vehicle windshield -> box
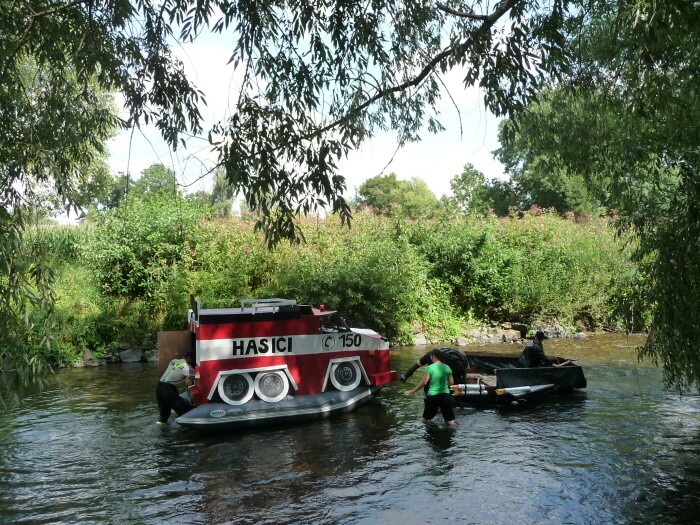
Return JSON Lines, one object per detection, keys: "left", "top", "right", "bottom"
{"left": 318, "top": 312, "right": 351, "bottom": 333}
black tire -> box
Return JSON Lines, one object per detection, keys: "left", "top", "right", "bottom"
{"left": 218, "top": 373, "right": 254, "bottom": 405}
{"left": 330, "top": 361, "right": 362, "bottom": 391}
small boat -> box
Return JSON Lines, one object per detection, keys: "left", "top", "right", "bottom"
{"left": 451, "top": 351, "right": 587, "bottom": 406}
{"left": 175, "top": 298, "right": 396, "bottom": 432}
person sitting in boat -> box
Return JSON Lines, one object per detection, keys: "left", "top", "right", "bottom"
{"left": 403, "top": 348, "right": 456, "bottom": 426}
{"left": 400, "top": 347, "right": 468, "bottom": 385}
{"left": 518, "top": 331, "right": 554, "bottom": 368}
{"left": 156, "top": 350, "right": 196, "bottom": 425}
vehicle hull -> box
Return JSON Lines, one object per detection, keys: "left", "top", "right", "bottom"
{"left": 176, "top": 386, "right": 383, "bottom": 432}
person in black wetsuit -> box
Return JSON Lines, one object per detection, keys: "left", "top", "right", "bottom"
{"left": 518, "top": 331, "right": 554, "bottom": 368}
{"left": 400, "top": 347, "right": 468, "bottom": 386}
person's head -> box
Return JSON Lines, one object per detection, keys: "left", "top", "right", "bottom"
{"left": 184, "top": 350, "right": 196, "bottom": 364}
{"left": 430, "top": 348, "right": 444, "bottom": 362}
{"left": 534, "top": 330, "right": 548, "bottom": 342}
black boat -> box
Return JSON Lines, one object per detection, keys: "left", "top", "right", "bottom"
{"left": 451, "top": 351, "right": 587, "bottom": 406}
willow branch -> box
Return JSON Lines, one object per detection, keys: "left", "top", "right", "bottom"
{"left": 436, "top": 1, "right": 490, "bottom": 21}
{"left": 30, "top": 0, "right": 89, "bottom": 19}
{"left": 306, "top": 0, "right": 520, "bottom": 142}
{"left": 0, "top": 0, "right": 90, "bottom": 86}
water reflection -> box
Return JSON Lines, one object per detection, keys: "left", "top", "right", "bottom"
{"left": 186, "top": 401, "right": 399, "bottom": 524}
{"left": 422, "top": 424, "right": 457, "bottom": 451}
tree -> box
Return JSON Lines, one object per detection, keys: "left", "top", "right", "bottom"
{"left": 0, "top": 52, "right": 118, "bottom": 375}
{"left": 498, "top": 0, "right": 700, "bottom": 391}
{"left": 493, "top": 93, "right": 609, "bottom": 216}
{"left": 131, "top": 164, "right": 180, "bottom": 199}
{"left": 481, "top": 179, "right": 520, "bottom": 216}
{"left": 448, "top": 163, "right": 521, "bottom": 216}
{"left": 6, "top": 0, "right": 576, "bottom": 243}
{"left": 356, "top": 173, "right": 440, "bottom": 219}
{"left": 448, "top": 163, "right": 516, "bottom": 215}
{"left": 209, "top": 167, "right": 238, "bottom": 218}
{"left": 449, "top": 163, "right": 486, "bottom": 213}
{"left": 92, "top": 173, "right": 130, "bottom": 211}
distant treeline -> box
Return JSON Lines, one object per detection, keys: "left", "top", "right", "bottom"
{"left": 22, "top": 197, "right": 645, "bottom": 368}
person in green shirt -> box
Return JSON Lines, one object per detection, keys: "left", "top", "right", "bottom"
{"left": 403, "top": 348, "right": 456, "bottom": 426}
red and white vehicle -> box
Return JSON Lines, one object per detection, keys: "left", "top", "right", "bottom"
{"left": 176, "top": 298, "right": 396, "bottom": 431}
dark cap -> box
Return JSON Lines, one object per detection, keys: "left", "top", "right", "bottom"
{"left": 534, "top": 330, "right": 548, "bottom": 340}
{"left": 184, "top": 350, "right": 195, "bottom": 357}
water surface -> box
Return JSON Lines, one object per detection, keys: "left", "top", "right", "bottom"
{"left": 2, "top": 334, "right": 700, "bottom": 524}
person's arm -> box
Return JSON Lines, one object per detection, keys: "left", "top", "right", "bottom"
{"left": 448, "top": 374, "right": 454, "bottom": 387}
{"left": 404, "top": 373, "right": 430, "bottom": 395}
{"left": 183, "top": 363, "right": 195, "bottom": 385}
{"left": 400, "top": 361, "right": 423, "bottom": 383}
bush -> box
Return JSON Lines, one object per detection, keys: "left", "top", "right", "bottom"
{"left": 411, "top": 209, "right": 641, "bottom": 330}
{"left": 14, "top": 206, "right": 644, "bottom": 368}
{"left": 86, "top": 194, "right": 204, "bottom": 300}
{"left": 259, "top": 213, "right": 424, "bottom": 343}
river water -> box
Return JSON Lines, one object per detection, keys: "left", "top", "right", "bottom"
{"left": 2, "top": 334, "right": 700, "bottom": 524}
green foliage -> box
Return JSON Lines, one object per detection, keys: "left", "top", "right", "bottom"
{"left": 86, "top": 194, "right": 204, "bottom": 300}
{"left": 23, "top": 224, "right": 89, "bottom": 264}
{"left": 355, "top": 173, "right": 440, "bottom": 220}
{"left": 413, "top": 209, "right": 637, "bottom": 330}
{"left": 183, "top": 219, "right": 272, "bottom": 308}
{"left": 213, "top": 0, "right": 572, "bottom": 242}
{"left": 130, "top": 164, "right": 181, "bottom": 199}
{"left": 3, "top": 0, "right": 577, "bottom": 244}
{"left": 415, "top": 278, "right": 466, "bottom": 342}
{"left": 635, "top": 154, "right": 700, "bottom": 392}
{"left": 5, "top": 0, "right": 700, "bottom": 393}
{"left": 0, "top": 224, "right": 57, "bottom": 376}
{"left": 89, "top": 164, "right": 182, "bottom": 213}
{"left": 0, "top": 51, "right": 118, "bottom": 378}
{"left": 494, "top": 95, "right": 607, "bottom": 216}
{"left": 9, "top": 207, "right": 640, "bottom": 369}
{"left": 446, "top": 163, "right": 524, "bottom": 217}
{"left": 499, "top": 0, "right": 700, "bottom": 390}
{"left": 448, "top": 163, "right": 487, "bottom": 214}
{"left": 262, "top": 213, "right": 424, "bottom": 343}
{"left": 0, "top": 0, "right": 595, "bottom": 379}
{"left": 207, "top": 167, "right": 237, "bottom": 218}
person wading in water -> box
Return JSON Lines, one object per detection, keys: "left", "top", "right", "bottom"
{"left": 155, "top": 350, "right": 196, "bottom": 424}
{"left": 403, "top": 348, "right": 456, "bottom": 427}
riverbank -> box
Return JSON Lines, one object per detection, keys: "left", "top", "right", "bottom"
{"left": 17, "top": 207, "right": 645, "bottom": 370}
{"left": 78, "top": 327, "right": 629, "bottom": 369}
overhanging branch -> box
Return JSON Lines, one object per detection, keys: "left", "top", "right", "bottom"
{"left": 299, "top": 0, "right": 521, "bottom": 144}
{"left": 436, "top": 1, "right": 489, "bottom": 21}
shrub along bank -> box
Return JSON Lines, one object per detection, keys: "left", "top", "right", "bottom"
{"left": 20, "top": 202, "right": 644, "bottom": 368}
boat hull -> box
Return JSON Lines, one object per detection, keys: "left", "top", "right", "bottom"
{"left": 496, "top": 364, "right": 587, "bottom": 390}
{"left": 176, "top": 386, "right": 383, "bottom": 432}
{"left": 452, "top": 352, "right": 587, "bottom": 407}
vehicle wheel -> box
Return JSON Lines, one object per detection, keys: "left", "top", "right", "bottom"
{"left": 254, "top": 371, "right": 290, "bottom": 402}
{"left": 218, "top": 373, "right": 254, "bottom": 405}
{"left": 330, "top": 361, "right": 362, "bottom": 391}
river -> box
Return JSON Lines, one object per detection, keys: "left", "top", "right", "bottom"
{"left": 2, "top": 333, "right": 700, "bottom": 524}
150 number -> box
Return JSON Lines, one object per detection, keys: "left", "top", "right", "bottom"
{"left": 339, "top": 334, "right": 362, "bottom": 347}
